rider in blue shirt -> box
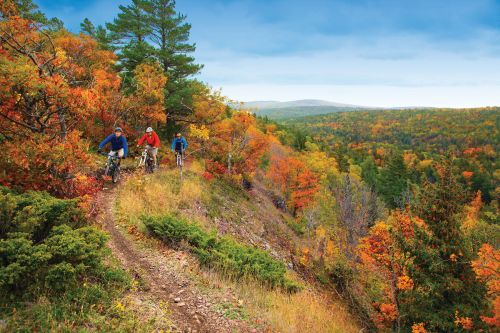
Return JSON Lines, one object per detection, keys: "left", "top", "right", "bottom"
{"left": 170, "top": 132, "right": 188, "bottom": 156}
{"left": 99, "top": 127, "right": 129, "bottom": 159}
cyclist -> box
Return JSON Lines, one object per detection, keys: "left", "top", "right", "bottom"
{"left": 137, "top": 127, "right": 160, "bottom": 168}
{"left": 171, "top": 132, "right": 188, "bottom": 160}
{"left": 98, "top": 127, "right": 128, "bottom": 163}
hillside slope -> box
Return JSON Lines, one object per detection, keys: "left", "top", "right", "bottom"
{"left": 111, "top": 162, "right": 360, "bottom": 333}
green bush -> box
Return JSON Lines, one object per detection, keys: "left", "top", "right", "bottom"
{"left": 143, "top": 214, "right": 300, "bottom": 292}
{"left": 0, "top": 187, "right": 85, "bottom": 242}
{"left": 0, "top": 187, "right": 107, "bottom": 296}
{"left": 0, "top": 186, "right": 149, "bottom": 331}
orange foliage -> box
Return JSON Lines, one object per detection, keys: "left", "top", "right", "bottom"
{"left": 462, "top": 191, "right": 483, "bottom": 231}
{"left": 397, "top": 275, "right": 414, "bottom": 291}
{"left": 454, "top": 311, "right": 474, "bottom": 330}
{"left": 267, "top": 154, "right": 320, "bottom": 213}
{"left": 472, "top": 244, "right": 500, "bottom": 328}
{"left": 462, "top": 171, "right": 474, "bottom": 179}
{"left": 411, "top": 322, "right": 427, "bottom": 333}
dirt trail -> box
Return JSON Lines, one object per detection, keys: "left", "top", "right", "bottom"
{"left": 95, "top": 186, "right": 255, "bottom": 333}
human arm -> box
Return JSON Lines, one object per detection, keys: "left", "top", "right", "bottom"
{"left": 122, "top": 136, "right": 128, "bottom": 157}
{"left": 99, "top": 134, "right": 113, "bottom": 149}
{"left": 182, "top": 137, "right": 188, "bottom": 150}
{"left": 137, "top": 134, "right": 146, "bottom": 146}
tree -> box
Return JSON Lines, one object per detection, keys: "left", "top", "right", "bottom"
{"left": 472, "top": 244, "right": 500, "bottom": 329}
{"left": 396, "top": 162, "right": 488, "bottom": 331}
{"left": 105, "top": 0, "right": 202, "bottom": 117}
{"left": 376, "top": 152, "right": 411, "bottom": 208}
{"left": 80, "top": 18, "right": 112, "bottom": 50}
{"left": 2, "top": 0, "right": 63, "bottom": 30}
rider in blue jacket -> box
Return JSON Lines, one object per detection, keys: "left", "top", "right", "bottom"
{"left": 171, "top": 132, "right": 188, "bottom": 155}
{"left": 99, "top": 127, "right": 129, "bottom": 158}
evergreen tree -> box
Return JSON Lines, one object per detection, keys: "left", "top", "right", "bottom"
{"left": 104, "top": 0, "right": 202, "bottom": 118}
{"left": 396, "top": 161, "right": 488, "bottom": 331}
{"left": 80, "top": 18, "right": 112, "bottom": 50}
{"left": 376, "top": 152, "right": 410, "bottom": 208}
{"left": 360, "top": 157, "right": 378, "bottom": 189}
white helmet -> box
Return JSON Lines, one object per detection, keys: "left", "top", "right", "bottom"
{"left": 146, "top": 127, "right": 153, "bottom": 133}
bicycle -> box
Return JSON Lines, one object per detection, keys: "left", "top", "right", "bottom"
{"left": 138, "top": 147, "right": 155, "bottom": 174}
{"left": 102, "top": 152, "right": 122, "bottom": 183}
{"left": 175, "top": 150, "right": 184, "bottom": 178}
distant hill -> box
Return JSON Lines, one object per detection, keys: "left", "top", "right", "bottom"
{"left": 233, "top": 99, "right": 367, "bottom": 120}
{"left": 243, "top": 99, "right": 363, "bottom": 109}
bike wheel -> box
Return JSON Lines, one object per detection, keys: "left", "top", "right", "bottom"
{"left": 145, "top": 159, "right": 153, "bottom": 173}
{"left": 112, "top": 166, "right": 120, "bottom": 183}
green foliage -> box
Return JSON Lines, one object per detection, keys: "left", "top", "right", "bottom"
{"left": 143, "top": 214, "right": 300, "bottom": 292}
{"left": 104, "top": 0, "right": 202, "bottom": 115}
{"left": 0, "top": 187, "right": 85, "bottom": 242}
{"left": 376, "top": 152, "right": 412, "bottom": 208}
{"left": 0, "top": 186, "right": 148, "bottom": 331}
{"left": 80, "top": 17, "right": 113, "bottom": 50}
{"left": 0, "top": 187, "right": 107, "bottom": 296}
{"left": 395, "top": 163, "right": 489, "bottom": 332}
{"left": 0, "top": 265, "right": 149, "bottom": 332}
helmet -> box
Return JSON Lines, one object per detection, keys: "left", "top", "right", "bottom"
{"left": 115, "top": 127, "right": 123, "bottom": 132}
{"left": 146, "top": 127, "right": 153, "bottom": 133}
{"left": 176, "top": 132, "right": 181, "bottom": 137}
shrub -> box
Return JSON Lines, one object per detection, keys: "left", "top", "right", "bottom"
{"left": 143, "top": 214, "right": 300, "bottom": 292}
{"left": 0, "top": 187, "right": 107, "bottom": 296}
{"left": 0, "top": 187, "right": 85, "bottom": 242}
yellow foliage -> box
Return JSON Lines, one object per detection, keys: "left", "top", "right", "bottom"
{"left": 315, "top": 225, "right": 327, "bottom": 238}
{"left": 417, "top": 159, "right": 433, "bottom": 170}
{"left": 189, "top": 124, "right": 210, "bottom": 140}
{"left": 325, "top": 240, "right": 336, "bottom": 257}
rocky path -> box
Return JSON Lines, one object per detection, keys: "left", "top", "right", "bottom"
{"left": 95, "top": 187, "right": 257, "bottom": 333}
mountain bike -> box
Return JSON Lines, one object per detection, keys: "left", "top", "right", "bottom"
{"left": 102, "top": 152, "right": 122, "bottom": 183}
{"left": 175, "top": 150, "right": 184, "bottom": 178}
{"left": 138, "top": 147, "right": 155, "bottom": 174}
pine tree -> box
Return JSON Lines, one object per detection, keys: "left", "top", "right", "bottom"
{"left": 376, "top": 152, "right": 410, "bottom": 208}
{"left": 80, "top": 18, "right": 112, "bottom": 50}
{"left": 360, "top": 157, "right": 378, "bottom": 189}
{"left": 395, "top": 161, "right": 488, "bottom": 331}
{"left": 104, "top": 0, "right": 202, "bottom": 117}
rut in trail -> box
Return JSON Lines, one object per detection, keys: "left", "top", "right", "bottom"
{"left": 95, "top": 187, "right": 256, "bottom": 333}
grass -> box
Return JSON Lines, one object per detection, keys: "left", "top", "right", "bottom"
{"left": 115, "top": 166, "right": 359, "bottom": 332}
{"left": 143, "top": 214, "right": 300, "bottom": 291}
{"left": 0, "top": 258, "right": 167, "bottom": 332}
{"left": 196, "top": 268, "right": 360, "bottom": 333}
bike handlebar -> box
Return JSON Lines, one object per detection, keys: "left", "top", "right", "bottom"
{"left": 100, "top": 152, "right": 125, "bottom": 159}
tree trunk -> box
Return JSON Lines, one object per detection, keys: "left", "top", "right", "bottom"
{"left": 58, "top": 111, "right": 67, "bottom": 141}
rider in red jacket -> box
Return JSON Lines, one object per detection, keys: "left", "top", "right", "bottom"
{"left": 137, "top": 127, "right": 160, "bottom": 167}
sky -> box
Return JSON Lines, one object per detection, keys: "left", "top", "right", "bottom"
{"left": 36, "top": 0, "right": 500, "bottom": 107}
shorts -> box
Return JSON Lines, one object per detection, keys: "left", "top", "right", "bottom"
{"left": 108, "top": 148, "right": 124, "bottom": 158}
{"left": 146, "top": 145, "right": 158, "bottom": 156}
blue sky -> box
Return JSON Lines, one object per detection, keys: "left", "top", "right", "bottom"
{"left": 37, "top": 0, "right": 500, "bottom": 107}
